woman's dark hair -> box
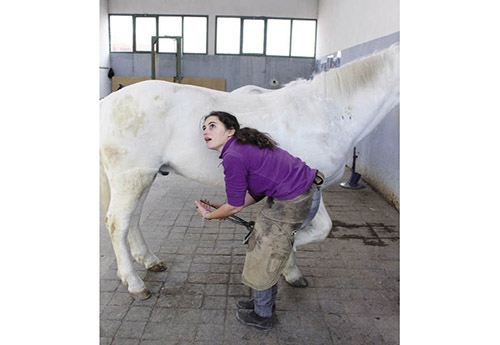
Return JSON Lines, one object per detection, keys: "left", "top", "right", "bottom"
{"left": 205, "top": 111, "right": 278, "bottom": 149}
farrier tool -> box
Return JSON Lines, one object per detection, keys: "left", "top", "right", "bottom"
{"left": 198, "top": 200, "right": 254, "bottom": 244}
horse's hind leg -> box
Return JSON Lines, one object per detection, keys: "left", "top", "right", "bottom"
{"left": 105, "top": 169, "right": 157, "bottom": 300}
{"left": 127, "top": 177, "right": 166, "bottom": 272}
{"left": 282, "top": 198, "right": 332, "bottom": 287}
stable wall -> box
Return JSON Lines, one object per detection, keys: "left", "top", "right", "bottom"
{"left": 106, "top": 0, "right": 318, "bottom": 93}
{"left": 100, "top": 0, "right": 111, "bottom": 99}
{"left": 109, "top": 53, "right": 315, "bottom": 92}
{"left": 340, "top": 34, "right": 400, "bottom": 210}
{"left": 316, "top": 32, "right": 400, "bottom": 209}
{"left": 316, "top": 0, "right": 399, "bottom": 56}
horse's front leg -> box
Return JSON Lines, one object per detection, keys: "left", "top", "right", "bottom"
{"left": 282, "top": 198, "right": 332, "bottom": 287}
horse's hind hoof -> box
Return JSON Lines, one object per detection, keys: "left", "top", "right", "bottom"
{"left": 148, "top": 262, "right": 167, "bottom": 272}
{"left": 130, "top": 288, "right": 152, "bottom": 300}
{"left": 286, "top": 276, "right": 308, "bottom": 288}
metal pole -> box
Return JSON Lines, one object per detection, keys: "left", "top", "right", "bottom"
{"left": 151, "top": 36, "right": 158, "bottom": 80}
{"left": 151, "top": 36, "right": 183, "bottom": 83}
{"left": 175, "top": 36, "right": 183, "bottom": 84}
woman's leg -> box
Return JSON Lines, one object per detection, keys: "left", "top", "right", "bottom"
{"left": 253, "top": 283, "right": 278, "bottom": 317}
{"left": 236, "top": 284, "right": 276, "bottom": 330}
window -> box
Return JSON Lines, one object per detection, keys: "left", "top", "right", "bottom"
{"left": 216, "top": 16, "right": 316, "bottom": 57}
{"left": 242, "top": 19, "right": 265, "bottom": 54}
{"left": 291, "top": 20, "right": 316, "bottom": 57}
{"left": 183, "top": 16, "right": 207, "bottom": 54}
{"left": 216, "top": 17, "right": 240, "bottom": 54}
{"left": 109, "top": 14, "right": 207, "bottom": 54}
{"left": 158, "top": 16, "right": 182, "bottom": 53}
{"left": 266, "top": 19, "right": 291, "bottom": 56}
{"left": 109, "top": 15, "right": 133, "bottom": 52}
{"left": 135, "top": 17, "right": 156, "bottom": 52}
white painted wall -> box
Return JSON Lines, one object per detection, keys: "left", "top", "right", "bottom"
{"left": 109, "top": 0, "right": 318, "bottom": 55}
{"left": 100, "top": 0, "right": 111, "bottom": 98}
{"left": 317, "top": 0, "right": 399, "bottom": 56}
{"left": 109, "top": 0, "right": 317, "bottom": 16}
{"left": 356, "top": 105, "right": 399, "bottom": 209}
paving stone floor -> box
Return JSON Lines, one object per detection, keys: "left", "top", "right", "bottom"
{"left": 100, "top": 169, "right": 399, "bottom": 345}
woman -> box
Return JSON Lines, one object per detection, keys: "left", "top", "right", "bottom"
{"left": 195, "top": 111, "right": 323, "bottom": 331}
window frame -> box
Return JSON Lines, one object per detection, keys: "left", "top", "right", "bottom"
{"left": 109, "top": 14, "right": 208, "bottom": 55}
{"left": 215, "top": 15, "right": 316, "bottom": 58}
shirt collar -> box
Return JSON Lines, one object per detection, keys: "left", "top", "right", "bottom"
{"left": 219, "top": 136, "right": 236, "bottom": 159}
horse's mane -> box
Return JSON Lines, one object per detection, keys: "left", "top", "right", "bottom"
{"left": 308, "top": 44, "right": 400, "bottom": 98}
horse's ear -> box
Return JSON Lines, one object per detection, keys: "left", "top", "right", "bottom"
{"left": 108, "top": 68, "right": 115, "bottom": 79}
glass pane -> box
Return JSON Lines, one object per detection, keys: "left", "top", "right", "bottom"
{"left": 216, "top": 17, "right": 240, "bottom": 54}
{"left": 158, "top": 37, "right": 180, "bottom": 53}
{"left": 266, "top": 19, "right": 291, "bottom": 56}
{"left": 242, "top": 19, "right": 264, "bottom": 54}
{"left": 136, "top": 17, "right": 157, "bottom": 52}
{"left": 159, "top": 16, "right": 182, "bottom": 53}
{"left": 110, "top": 15, "right": 133, "bottom": 52}
{"left": 291, "top": 20, "right": 316, "bottom": 57}
{"left": 184, "top": 17, "right": 207, "bottom": 54}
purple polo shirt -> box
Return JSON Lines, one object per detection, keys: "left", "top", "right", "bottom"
{"left": 219, "top": 137, "right": 317, "bottom": 207}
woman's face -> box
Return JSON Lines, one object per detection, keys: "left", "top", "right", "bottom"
{"left": 202, "top": 115, "right": 235, "bottom": 152}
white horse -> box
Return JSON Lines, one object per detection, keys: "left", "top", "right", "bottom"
{"left": 100, "top": 44, "right": 399, "bottom": 300}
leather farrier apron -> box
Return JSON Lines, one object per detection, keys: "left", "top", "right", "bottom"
{"left": 241, "top": 171, "right": 324, "bottom": 290}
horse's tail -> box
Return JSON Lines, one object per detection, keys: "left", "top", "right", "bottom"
{"left": 100, "top": 153, "right": 111, "bottom": 214}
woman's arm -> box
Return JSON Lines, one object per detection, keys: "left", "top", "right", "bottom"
{"left": 195, "top": 192, "right": 257, "bottom": 220}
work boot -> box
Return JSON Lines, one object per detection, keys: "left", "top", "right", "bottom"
{"left": 236, "top": 299, "right": 276, "bottom": 311}
{"left": 236, "top": 309, "right": 273, "bottom": 330}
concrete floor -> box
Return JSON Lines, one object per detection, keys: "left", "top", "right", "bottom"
{"left": 100, "top": 169, "right": 399, "bottom": 344}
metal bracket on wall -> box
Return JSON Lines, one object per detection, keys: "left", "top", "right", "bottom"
{"left": 340, "top": 147, "right": 365, "bottom": 189}
{"left": 151, "top": 36, "right": 183, "bottom": 83}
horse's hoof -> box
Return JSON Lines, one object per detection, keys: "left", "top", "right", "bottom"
{"left": 130, "top": 288, "right": 152, "bottom": 300}
{"left": 148, "top": 262, "right": 167, "bottom": 272}
{"left": 286, "top": 276, "right": 308, "bottom": 288}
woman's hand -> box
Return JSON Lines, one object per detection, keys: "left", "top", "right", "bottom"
{"left": 194, "top": 199, "right": 230, "bottom": 221}
{"left": 195, "top": 200, "right": 211, "bottom": 219}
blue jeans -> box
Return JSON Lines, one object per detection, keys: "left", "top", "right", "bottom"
{"left": 253, "top": 283, "right": 278, "bottom": 317}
